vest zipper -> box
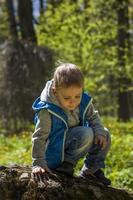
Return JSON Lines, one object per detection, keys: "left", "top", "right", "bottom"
{"left": 82, "top": 98, "right": 92, "bottom": 125}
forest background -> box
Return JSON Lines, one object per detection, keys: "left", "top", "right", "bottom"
{"left": 0, "top": 0, "right": 132, "bottom": 192}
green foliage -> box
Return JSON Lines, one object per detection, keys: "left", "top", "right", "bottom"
{"left": 104, "top": 118, "right": 133, "bottom": 191}
{"left": 38, "top": 0, "right": 117, "bottom": 68}
{"left": 0, "top": 2, "right": 9, "bottom": 41}
{"left": 0, "top": 119, "right": 132, "bottom": 191}
{"left": 0, "top": 131, "right": 32, "bottom": 165}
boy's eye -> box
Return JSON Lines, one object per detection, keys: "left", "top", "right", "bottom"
{"left": 63, "top": 95, "right": 81, "bottom": 100}
{"left": 75, "top": 95, "right": 81, "bottom": 98}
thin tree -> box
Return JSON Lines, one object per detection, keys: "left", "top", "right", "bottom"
{"left": 18, "top": 0, "right": 37, "bottom": 43}
{"left": 116, "top": 0, "right": 131, "bottom": 121}
{"left": 39, "top": 0, "right": 44, "bottom": 14}
{"left": 6, "top": 0, "right": 18, "bottom": 40}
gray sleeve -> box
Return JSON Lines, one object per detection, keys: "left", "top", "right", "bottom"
{"left": 32, "top": 109, "right": 51, "bottom": 167}
{"left": 86, "top": 103, "right": 107, "bottom": 137}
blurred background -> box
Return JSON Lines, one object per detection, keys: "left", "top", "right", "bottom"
{"left": 0, "top": 0, "right": 132, "bottom": 191}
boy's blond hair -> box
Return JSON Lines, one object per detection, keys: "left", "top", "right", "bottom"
{"left": 53, "top": 63, "right": 84, "bottom": 89}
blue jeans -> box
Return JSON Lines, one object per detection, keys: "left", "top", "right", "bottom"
{"left": 64, "top": 126, "right": 111, "bottom": 173}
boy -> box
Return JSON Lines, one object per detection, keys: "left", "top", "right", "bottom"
{"left": 32, "top": 63, "right": 111, "bottom": 185}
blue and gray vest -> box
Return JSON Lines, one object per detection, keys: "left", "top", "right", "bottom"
{"left": 32, "top": 92, "right": 92, "bottom": 169}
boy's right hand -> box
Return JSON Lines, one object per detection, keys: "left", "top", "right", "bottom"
{"left": 32, "top": 166, "right": 51, "bottom": 174}
{"left": 32, "top": 166, "right": 51, "bottom": 185}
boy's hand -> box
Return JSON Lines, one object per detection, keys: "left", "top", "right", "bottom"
{"left": 94, "top": 135, "right": 107, "bottom": 150}
{"left": 32, "top": 166, "right": 50, "bottom": 174}
{"left": 32, "top": 166, "right": 51, "bottom": 187}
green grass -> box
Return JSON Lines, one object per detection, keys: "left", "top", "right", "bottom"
{"left": 104, "top": 118, "right": 133, "bottom": 191}
{"left": 0, "top": 131, "right": 32, "bottom": 165}
{"left": 0, "top": 118, "right": 133, "bottom": 191}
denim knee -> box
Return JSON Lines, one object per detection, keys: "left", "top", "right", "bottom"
{"left": 103, "top": 127, "right": 111, "bottom": 152}
{"left": 64, "top": 126, "right": 94, "bottom": 163}
{"left": 65, "top": 126, "right": 94, "bottom": 154}
{"left": 80, "top": 127, "right": 94, "bottom": 146}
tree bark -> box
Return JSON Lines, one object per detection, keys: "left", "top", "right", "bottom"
{"left": 0, "top": 40, "right": 54, "bottom": 133}
{"left": 18, "top": 0, "right": 37, "bottom": 43}
{"left": 39, "top": 0, "right": 44, "bottom": 14}
{"left": 6, "top": 0, "right": 18, "bottom": 40}
{"left": 84, "top": 0, "right": 90, "bottom": 8}
{"left": 0, "top": 165, "right": 133, "bottom": 200}
{"left": 117, "top": 0, "right": 131, "bottom": 121}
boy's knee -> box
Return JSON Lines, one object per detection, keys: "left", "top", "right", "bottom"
{"left": 103, "top": 127, "right": 111, "bottom": 150}
{"left": 81, "top": 127, "right": 94, "bottom": 145}
{"left": 104, "top": 128, "right": 111, "bottom": 143}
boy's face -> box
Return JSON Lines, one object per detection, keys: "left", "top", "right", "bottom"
{"left": 54, "top": 86, "right": 83, "bottom": 111}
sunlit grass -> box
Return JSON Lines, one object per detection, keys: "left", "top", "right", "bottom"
{"left": 0, "top": 131, "right": 32, "bottom": 165}
{"left": 103, "top": 117, "right": 133, "bottom": 191}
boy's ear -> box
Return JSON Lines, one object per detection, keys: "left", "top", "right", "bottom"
{"left": 52, "top": 86, "right": 56, "bottom": 94}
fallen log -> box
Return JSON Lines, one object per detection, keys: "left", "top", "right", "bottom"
{"left": 0, "top": 165, "right": 132, "bottom": 200}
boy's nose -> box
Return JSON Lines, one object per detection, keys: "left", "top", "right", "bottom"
{"left": 69, "top": 99, "right": 76, "bottom": 106}
{"left": 69, "top": 99, "right": 74, "bottom": 103}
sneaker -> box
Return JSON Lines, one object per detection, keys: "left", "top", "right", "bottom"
{"left": 55, "top": 161, "right": 74, "bottom": 176}
{"left": 80, "top": 168, "right": 98, "bottom": 182}
{"left": 94, "top": 169, "right": 111, "bottom": 186}
{"left": 80, "top": 167, "right": 111, "bottom": 186}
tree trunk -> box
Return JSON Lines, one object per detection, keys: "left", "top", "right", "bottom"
{"left": 18, "top": 0, "right": 37, "bottom": 43}
{"left": 39, "top": 0, "right": 44, "bottom": 14}
{"left": 0, "top": 40, "right": 54, "bottom": 133}
{"left": 0, "top": 165, "right": 133, "bottom": 200}
{"left": 117, "top": 0, "right": 131, "bottom": 121}
{"left": 84, "top": 0, "right": 89, "bottom": 8}
{"left": 6, "top": 0, "right": 18, "bottom": 40}
{"left": 48, "top": 0, "right": 62, "bottom": 12}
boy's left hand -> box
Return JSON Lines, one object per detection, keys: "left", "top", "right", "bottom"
{"left": 94, "top": 135, "right": 107, "bottom": 150}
